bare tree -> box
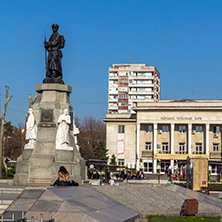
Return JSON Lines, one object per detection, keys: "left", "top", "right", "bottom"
{"left": 76, "top": 116, "right": 107, "bottom": 160}
{"left": 0, "top": 86, "right": 12, "bottom": 177}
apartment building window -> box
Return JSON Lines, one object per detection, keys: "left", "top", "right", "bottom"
{"left": 179, "top": 143, "right": 185, "bottom": 154}
{"left": 119, "top": 94, "right": 128, "bottom": 99}
{"left": 118, "top": 159, "right": 124, "bottom": 166}
{"left": 179, "top": 126, "right": 186, "bottom": 133}
{"left": 138, "top": 87, "right": 145, "bottom": 91}
{"left": 145, "top": 124, "right": 152, "bottom": 133}
{"left": 144, "top": 162, "right": 153, "bottom": 172}
{"left": 110, "top": 72, "right": 118, "bottom": 76}
{"left": 119, "top": 79, "right": 128, "bottom": 84}
{"left": 119, "top": 102, "right": 127, "bottom": 106}
{"left": 145, "top": 142, "right": 152, "bottom": 150}
{"left": 119, "top": 72, "right": 128, "bottom": 76}
{"left": 137, "top": 95, "right": 145, "bottom": 99}
{"left": 118, "top": 125, "right": 125, "bottom": 133}
{"left": 213, "top": 126, "right": 220, "bottom": 134}
{"left": 213, "top": 143, "right": 219, "bottom": 152}
{"left": 129, "top": 79, "right": 132, "bottom": 84}
{"left": 195, "top": 126, "right": 203, "bottom": 133}
{"left": 162, "top": 143, "right": 169, "bottom": 153}
{"left": 119, "top": 87, "right": 128, "bottom": 92}
{"left": 162, "top": 125, "right": 169, "bottom": 133}
{"left": 195, "top": 143, "right": 202, "bottom": 154}
{"left": 113, "top": 80, "right": 118, "bottom": 84}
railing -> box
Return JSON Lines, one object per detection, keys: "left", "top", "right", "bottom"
{"left": 210, "top": 152, "right": 222, "bottom": 159}
{"left": 0, "top": 213, "right": 54, "bottom": 222}
{"left": 142, "top": 150, "right": 152, "bottom": 157}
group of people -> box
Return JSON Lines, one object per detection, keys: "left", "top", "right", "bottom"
{"left": 167, "top": 165, "right": 187, "bottom": 181}
{"left": 118, "top": 169, "right": 145, "bottom": 180}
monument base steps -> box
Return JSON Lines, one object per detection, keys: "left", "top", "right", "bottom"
{"left": 27, "top": 178, "right": 52, "bottom": 186}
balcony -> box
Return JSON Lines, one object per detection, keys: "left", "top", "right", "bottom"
{"left": 210, "top": 152, "right": 222, "bottom": 159}
{"left": 159, "top": 151, "right": 170, "bottom": 154}
{"left": 142, "top": 150, "right": 153, "bottom": 158}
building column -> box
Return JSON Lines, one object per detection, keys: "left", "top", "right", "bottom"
{"left": 136, "top": 123, "right": 140, "bottom": 171}
{"left": 188, "top": 124, "right": 192, "bottom": 154}
{"left": 206, "top": 124, "right": 209, "bottom": 155}
{"left": 171, "top": 124, "right": 175, "bottom": 154}
{"left": 153, "top": 123, "right": 157, "bottom": 173}
{"left": 170, "top": 159, "right": 174, "bottom": 174}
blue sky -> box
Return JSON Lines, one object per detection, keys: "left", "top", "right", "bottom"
{"left": 1, "top": 0, "right": 222, "bottom": 126}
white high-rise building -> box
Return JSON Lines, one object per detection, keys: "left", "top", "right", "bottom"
{"left": 108, "top": 64, "right": 160, "bottom": 114}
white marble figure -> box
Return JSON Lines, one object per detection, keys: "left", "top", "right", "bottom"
{"left": 73, "top": 120, "right": 80, "bottom": 151}
{"left": 56, "top": 109, "right": 72, "bottom": 150}
{"left": 25, "top": 108, "right": 37, "bottom": 149}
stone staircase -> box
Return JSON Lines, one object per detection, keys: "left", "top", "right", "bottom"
{"left": 0, "top": 185, "right": 24, "bottom": 216}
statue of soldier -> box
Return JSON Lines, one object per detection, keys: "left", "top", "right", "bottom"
{"left": 44, "top": 24, "right": 65, "bottom": 84}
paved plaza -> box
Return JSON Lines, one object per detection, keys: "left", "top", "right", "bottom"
{"left": 3, "top": 186, "right": 138, "bottom": 222}
{"left": 0, "top": 181, "right": 221, "bottom": 221}
{"left": 93, "top": 182, "right": 221, "bottom": 217}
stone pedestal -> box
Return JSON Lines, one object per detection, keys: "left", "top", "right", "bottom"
{"left": 13, "top": 84, "right": 86, "bottom": 186}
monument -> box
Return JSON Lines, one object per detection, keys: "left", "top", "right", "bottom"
{"left": 13, "top": 24, "right": 86, "bottom": 186}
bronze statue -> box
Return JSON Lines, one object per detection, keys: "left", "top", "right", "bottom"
{"left": 43, "top": 24, "right": 65, "bottom": 84}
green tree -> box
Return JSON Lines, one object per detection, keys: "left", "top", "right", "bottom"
{"left": 93, "top": 141, "right": 108, "bottom": 160}
{"left": 110, "top": 154, "right": 117, "bottom": 165}
{"left": 109, "top": 154, "right": 117, "bottom": 172}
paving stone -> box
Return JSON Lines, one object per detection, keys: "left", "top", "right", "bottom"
{"left": 57, "top": 201, "right": 82, "bottom": 213}
{"left": 67, "top": 199, "right": 95, "bottom": 213}
{"left": 87, "top": 211, "right": 119, "bottom": 222}
{"left": 29, "top": 200, "right": 63, "bottom": 212}
{"left": 20, "top": 189, "right": 45, "bottom": 199}
{"left": 9, "top": 199, "right": 37, "bottom": 211}
{"left": 53, "top": 212, "right": 86, "bottom": 222}
{"left": 39, "top": 189, "right": 63, "bottom": 201}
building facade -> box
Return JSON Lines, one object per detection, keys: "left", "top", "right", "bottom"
{"left": 104, "top": 100, "right": 222, "bottom": 178}
{"left": 108, "top": 64, "right": 160, "bottom": 114}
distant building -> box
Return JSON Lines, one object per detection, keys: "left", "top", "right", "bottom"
{"left": 108, "top": 64, "right": 160, "bottom": 114}
{"left": 103, "top": 100, "right": 222, "bottom": 180}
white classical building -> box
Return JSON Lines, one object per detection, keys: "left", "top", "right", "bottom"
{"left": 104, "top": 100, "right": 222, "bottom": 179}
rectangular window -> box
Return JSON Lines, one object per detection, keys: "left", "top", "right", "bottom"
{"left": 144, "top": 162, "right": 153, "bottom": 172}
{"left": 118, "top": 102, "right": 127, "bottom": 106}
{"left": 110, "top": 72, "right": 118, "bottom": 76}
{"left": 179, "top": 125, "right": 186, "bottom": 133}
{"left": 145, "top": 124, "right": 152, "bottom": 133}
{"left": 162, "top": 143, "right": 169, "bottom": 153}
{"left": 162, "top": 125, "right": 169, "bottom": 133}
{"left": 137, "top": 87, "right": 145, "bottom": 91}
{"left": 119, "top": 79, "right": 128, "bottom": 84}
{"left": 213, "top": 126, "right": 220, "bottom": 134}
{"left": 195, "top": 126, "right": 203, "bottom": 133}
{"left": 119, "top": 72, "right": 128, "bottom": 76}
{"left": 179, "top": 143, "right": 185, "bottom": 154}
{"left": 118, "top": 159, "right": 124, "bottom": 166}
{"left": 119, "top": 87, "right": 128, "bottom": 92}
{"left": 113, "top": 80, "right": 118, "bottom": 84}
{"left": 145, "top": 142, "right": 151, "bottom": 150}
{"left": 137, "top": 95, "right": 145, "bottom": 99}
{"left": 213, "top": 143, "right": 219, "bottom": 152}
{"left": 129, "top": 79, "right": 132, "bottom": 84}
{"left": 118, "top": 125, "right": 125, "bottom": 133}
{"left": 119, "top": 94, "right": 128, "bottom": 99}
{"left": 195, "top": 143, "right": 202, "bottom": 154}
